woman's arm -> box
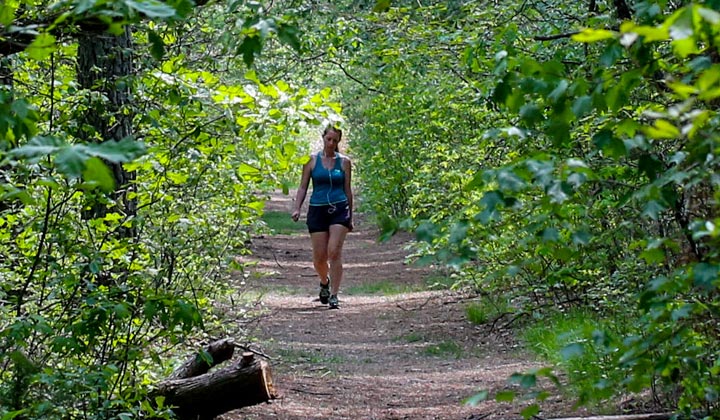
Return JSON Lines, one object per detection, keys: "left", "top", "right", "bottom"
{"left": 291, "top": 156, "right": 314, "bottom": 222}
{"left": 343, "top": 156, "right": 354, "bottom": 231}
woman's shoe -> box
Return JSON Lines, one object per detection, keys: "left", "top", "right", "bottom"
{"left": 319, "top": 281, "right": 330, "bottom": 304}
{"left": 328, "top": 294, "right": 339, "bottom": 309}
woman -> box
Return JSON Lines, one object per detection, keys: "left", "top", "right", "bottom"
{"left": 291, "top": 126, "right": 353, "bottom": 309}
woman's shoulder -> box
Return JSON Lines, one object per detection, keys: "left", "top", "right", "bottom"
{"left": 337, "top": 152, "right": 352, "bottom": 163}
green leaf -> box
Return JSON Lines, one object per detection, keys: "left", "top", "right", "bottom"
{"left": 87, "top": 138, "right": 146, "bottom": 162}
{"left": 548, "top": 120, "right": 570, "bottom": 148}
{"left": 378, "top": 214, "right": 399, "bottom": 242}
{"left": 82, "top": 157, "right": 116, "bottom": 192}
{"left": 638, "top": 153, "right": 662, "bottom": 180}
{"left": 600, "top": 42, "right": 624, "bottom": 67}
{"left": 148, "top": 29, "right": 165, "bottom": 61}
{"left": 238, "top": 35, "right": 262, "bottom": 67}
{"left": 26, "top": 32, "right": 56, "bottom": 60}
{"left": 0, "top": 3, "right": 17, "bottom": 27}
{"left": 415, "top": 221, "right": 438, "bottom": 243}
{"left": 644, "top": 119, "right": 680, "bottom": 139}
{"left": 593, "top": 129, "right": 627, "bottom": 158}
{"left": 521, "top": 404, "right": 540, "bottom": 419}
{"left": 693, "top": 263, "right": 718, "bottom": 290}
{"left": 519, "top": 104, "right": 544, "bottom": 126}
{"left": 475, "top": 191, "right": 505, "bottom": 224}
{"left": 571, "top": 96, "right": 592, "bottom": 118}
{"left": 372, "top": 0, "right": 391, "bottom": 12}
{"left": 55, "top": 147, "right": 87, "bottom": 178}
{"left": 126, "top": 0, "right": 177, "bottom": 18}
{"left": 495, "top": 390, "right": 515, "bottom": 402}
{"left": 548, "top": 80, "right": 569, "bottom": 103}
{"left": 10, "top": 136, "right": 63, "bottom": 159}
{"left": 511, "top": 372, "right": 538, "bottom": 388}
{"left": 449, "top": 221, "right": 469, "bottom": 244}
{"left": 238, "top": 163, "right": 262, "bottom": 181}
{"left": 464, "top": 390, "right": 488, "bottom": 406}
{"left": 1, "top": 410, "right": 27, "bottom": 420}
{"left": 640, "top": 246, "right": 665, "bottom": 263}
{"left": 561, "top": 342, "right": 585, "bottom": 360}
{"left": 277, "top": 24, "right": 301, "bottom": 51}
{"left": 572, "top": 28, "right": 617, "bottom": 42}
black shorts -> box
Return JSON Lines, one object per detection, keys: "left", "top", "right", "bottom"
{"left": 307, "top": 201, "right": 351, "bottom": 233}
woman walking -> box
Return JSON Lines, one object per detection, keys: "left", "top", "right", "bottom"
{"left": 291, "top": 126, "right": 353, "bottom": 309}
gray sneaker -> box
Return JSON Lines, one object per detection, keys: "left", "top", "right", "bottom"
{"left": 319, "top": 281, "right": 330, "bottom": 304}
{"left": 328, "top": 294, "right": 339, "bottom": 309}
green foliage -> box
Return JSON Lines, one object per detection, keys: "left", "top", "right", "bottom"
{"left": 345, "top": 279, "right": 417, "bottom": 295}
{"left": 521, "top": 309, "right": 632, "bottom": 404}
{"left": 0, "top": 1, "right": 339, "bottom": 418}
{"left": 465, "top": 295, "right": 512, "bottom": 326}
{"left": 305, "top": 0, "right": 720, "bottom": 416}
{"left": 261, "top": 210, "right": 306, "bottom": 234}
{"left": 423, "top": 340, "right": 463, "bottom": 359}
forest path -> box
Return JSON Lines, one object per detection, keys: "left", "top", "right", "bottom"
{"left": 221, "top": 192, "right": 584, "bottom": 420}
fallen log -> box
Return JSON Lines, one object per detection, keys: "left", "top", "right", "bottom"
{"left": 546, "top": 414, "right": 672, "bottom": 420}
{"left": 154, "top": 341, "right": 276, "bottom": 420}
{"left": 166, "top": 338, "right": 236, "bottom": 381}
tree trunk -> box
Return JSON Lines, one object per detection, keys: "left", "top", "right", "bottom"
{"left": 155, "top": 351, "right": 276, "bottom": 420}
{"left": 76, "top": 27, "right": 137, "bottom": 229}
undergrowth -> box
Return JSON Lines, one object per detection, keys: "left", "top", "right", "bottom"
{"left": 519, "top": 308, "right": 635, "bottom": 406}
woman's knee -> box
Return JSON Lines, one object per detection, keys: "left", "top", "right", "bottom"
{"left": 328, "top": 248, "right": 343, "bottom": 262}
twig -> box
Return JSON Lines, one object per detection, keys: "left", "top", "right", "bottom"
{"left": 534, "top": 31, "right": 580, "bottom": 41}
{"left": 271, "top": 250, "right": 284, "bottom": 269}
{"left": 235, "top": 344, "right": 272, "bottom": 360}
{"left": 396, "top": 295, "right": 433, "bottom": 311}
{"left": 288, "top": 387, "right": 333, "bottom": 396}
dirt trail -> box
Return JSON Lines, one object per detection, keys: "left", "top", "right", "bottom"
{"left": 221, "top": 193, "right": 586, "bottom": 420}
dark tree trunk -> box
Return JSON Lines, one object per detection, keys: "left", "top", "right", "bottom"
{"left": 613, "top": 0, "right": 633, "bottom": 20}
{"left": 76, "top": 27, "right": 137, "bottom": 230}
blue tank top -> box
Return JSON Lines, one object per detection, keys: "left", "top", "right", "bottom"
{"left": 310, "top": 152, "right": 347, "bottom": 206}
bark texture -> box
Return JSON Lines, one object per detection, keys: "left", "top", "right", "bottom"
{"left": 156, "top": 351, "right": 276, "bottom": 420}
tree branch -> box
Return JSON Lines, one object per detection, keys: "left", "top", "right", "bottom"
{"left": 327, "top": 59, "right": 385, "bottom": 95}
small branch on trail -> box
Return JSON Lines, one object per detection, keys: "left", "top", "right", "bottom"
{"left": 288, "top": 387, "right": 334, "bottom": 396}
{"left": 396, "top": 295, "right": 434, "bottom": 311}
{"left": 271, "top": 251, "right": 284, "bottom": 269}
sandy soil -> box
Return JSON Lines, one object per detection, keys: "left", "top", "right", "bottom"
{"left": 219, "top": 192, "right": 596, "bottom": 420}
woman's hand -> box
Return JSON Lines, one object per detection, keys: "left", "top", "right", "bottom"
{"left": 291, "top": 209, "right": 300, "bottom": 222}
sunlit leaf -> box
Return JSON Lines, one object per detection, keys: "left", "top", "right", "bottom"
{"left": 82, "top": 157, "right": 116, "bottom": 192}
{"left": 521, "top": 404, "right": 540, "bottom": 419}
{"left": 26, "top": 33, "right": 56, "bottom": 60}
{"left": 572, "top": 29, "right": 617, "bottom": 42}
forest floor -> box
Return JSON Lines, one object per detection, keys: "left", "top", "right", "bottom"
{"left": 220, "top": 192, "right": 599, "bottom": 420}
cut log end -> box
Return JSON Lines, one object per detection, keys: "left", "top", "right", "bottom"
{"left": 154, "top": 340, "right": 276, "bottom": 420}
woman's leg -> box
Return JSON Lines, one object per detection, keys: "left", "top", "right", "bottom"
{"left": 327, "top": 224, "right": 349, "bottom": 295}
{"left": 311, "top": 231, "right": 330, "bottom": 285}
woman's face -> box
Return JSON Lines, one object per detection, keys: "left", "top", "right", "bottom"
{"left": 323, "top": 130, "right": 341, "bottom": 149}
